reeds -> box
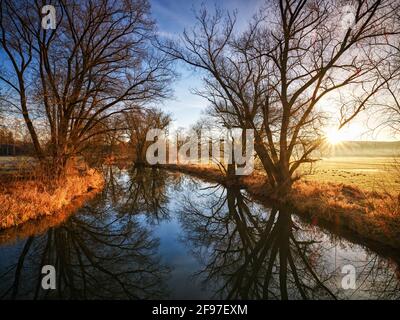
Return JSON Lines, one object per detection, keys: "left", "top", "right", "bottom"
{"left": 0, "top": 168, "right": 104, "bottom": 230}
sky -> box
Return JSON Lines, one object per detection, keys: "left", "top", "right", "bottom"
{"left": 150, "top": 0, "right": 264, "bottom": 129}
{"left": 150, "top": 0, "right": 396, "bottom": 141}
{"left": 0, "top": 0, "right": 396, "bottom": 142}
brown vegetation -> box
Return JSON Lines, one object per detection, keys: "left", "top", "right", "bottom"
{"left": 0, "top": 169, "right": 104, "bottom": 230}
{"left": 289, "top": 181, "right": 400, "bottom": 248}
{"left": 0, "top": 185, "right": 101, "bottom": 245}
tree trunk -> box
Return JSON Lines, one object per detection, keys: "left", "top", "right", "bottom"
{"left": 19, "top": 80, "right": 45, "bottom": 162}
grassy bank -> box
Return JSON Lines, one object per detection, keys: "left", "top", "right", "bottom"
{"left": 0, "top": 169, "right": 104, "bottom": 230}
{"left": 160, "top": 164, "right": 400, "bottom": 250}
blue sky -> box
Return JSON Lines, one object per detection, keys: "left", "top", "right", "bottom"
{"left": 150, "top": 0, "right": 264, "bottom": 129}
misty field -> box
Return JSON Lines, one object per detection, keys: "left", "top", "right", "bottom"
{"left": 301, "top": 157, "right": 399, "bottom": 192}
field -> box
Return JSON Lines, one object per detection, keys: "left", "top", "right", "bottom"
{"left": 0, "top": 156, "right": 35, "bottom": 176}
{"left": 301, "top": 156, "right": 399, "bottom": 192}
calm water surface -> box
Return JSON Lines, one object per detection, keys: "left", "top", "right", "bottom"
{"left": 0, "top": 166, "right": 399, "bottom": 299}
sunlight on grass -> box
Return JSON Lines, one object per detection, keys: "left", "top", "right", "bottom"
{"left": 301, "top": 157, "right": 399, "bottom": 192}
{"left": 0, "top": 169, "right": 104, "bottom": 230}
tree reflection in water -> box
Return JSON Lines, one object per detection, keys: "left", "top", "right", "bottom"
{"left": 178, "top": 180, "right": 400, "bottom": 300}
{"left": 0, "top": 169, "right": 399, "bottom": 300}
{"left": 103, "top": 165, "right": 170, "bottom": 223}
{"left": 0, "top": 167, "right": 171, "bottom": 299}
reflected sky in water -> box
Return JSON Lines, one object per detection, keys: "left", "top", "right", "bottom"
{"left": 0, "top": 166, "right": 399, "bottom": 300}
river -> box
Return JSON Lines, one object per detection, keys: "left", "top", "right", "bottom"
{"left": 0, "top": 166, "right": 399, "bottom": 299}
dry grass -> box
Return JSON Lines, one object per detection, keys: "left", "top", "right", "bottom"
{"left": 0, "top": 188, "right": 101, "bottom": 245}
{"left": 300, "top": 157, "right": 399, "bottom": 191}
{"left": 290, "top": 180, "right": 400, "bottom": 248}
{"left": 0, "top": 168, "right": 104, "bottom": 230}
{"left": 159, "top": 163, "right": 400, "bottom": 249}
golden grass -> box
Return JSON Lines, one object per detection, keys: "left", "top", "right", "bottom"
{"left": 0, "top": 169, "right": 104, "bottom": 230}
{"left": 290, "top": 180, "right": 400, "bottom": 248}
{"left": 300, "top": 157, "right": 400, "bottom": 191}
{"left": 0, "top": 188, "right": 101, "bottom": 245}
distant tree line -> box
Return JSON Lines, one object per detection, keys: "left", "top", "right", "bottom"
{"left": 0, "top": 125, "right": 34, "bottom": 156}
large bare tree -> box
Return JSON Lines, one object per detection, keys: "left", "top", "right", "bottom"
{"left": 0, "top": 0, "right": 173, "bottom": 175}
{"left": 161, "top": 0, "right": 400, "bottom": 196}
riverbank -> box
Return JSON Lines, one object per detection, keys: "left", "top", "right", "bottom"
{"left": 159, "top": 164, "right": 400, "bottom": 250}
{"left": 0, "top": 169, "right": 104, "bottom": 230}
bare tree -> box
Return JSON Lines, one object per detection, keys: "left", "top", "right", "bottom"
{"left": 0, "top": 0, "right": 173, "bottom": 175}
{"left": 80, "top": 114, "right": 127, "bottom": 164}
{"left": 124, "top": 106, "right": 171, "bottom": 165}
{"left": 160, "top": 0, "right": 399, "bottom": 196}
{"left": 0, "top": 93, "right": 4, "bottom": 133}
{"left": 370, "top": 7, "right": 400, "bottom": 135}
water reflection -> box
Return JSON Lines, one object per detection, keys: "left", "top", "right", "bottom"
{"left": 0, "top": 167, "right": 171, "bottom": 299}
{"left": 0, "top": 215, "right": 169, "bottom": 299}
{"left": 104, "top": 165, "right": 170, "bottom": 222}
{"left": 0, "top": 167, "right": 399, "bottom": 300}
{"left": 178, "top": 181, "right": 400, "bottom": 300}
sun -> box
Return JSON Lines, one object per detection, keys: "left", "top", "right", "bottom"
{"left": 324, "top": 127, "right": 344, "bottom": 145}
{"left": 324, "top": 122, "right": 365, "bottom": 145}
